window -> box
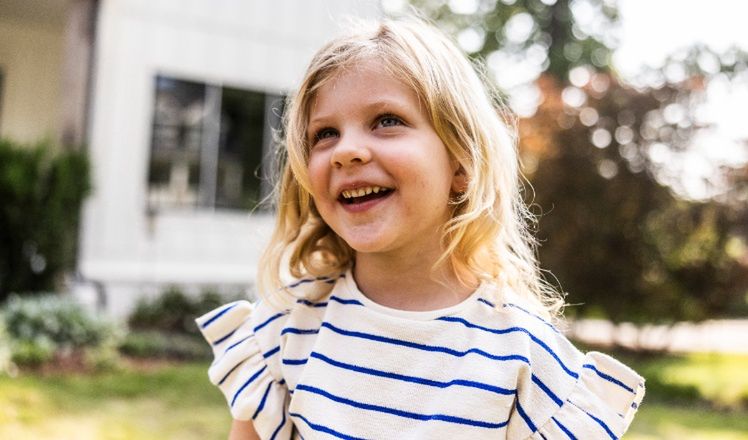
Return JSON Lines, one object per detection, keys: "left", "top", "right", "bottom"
{"left": 147, "top": 76, "right": 283, "bottom": 211}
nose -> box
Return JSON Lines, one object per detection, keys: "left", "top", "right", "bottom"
{"left": 330, "top": 132, "right": 372, "bottom": 168}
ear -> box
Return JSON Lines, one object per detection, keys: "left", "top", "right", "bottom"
{"left": 451, "top": 163, "right": 468, "bottom": 194}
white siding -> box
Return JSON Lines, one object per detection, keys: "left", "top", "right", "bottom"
{"left": 79, "top": 0, "right": 381, "bottom": 317}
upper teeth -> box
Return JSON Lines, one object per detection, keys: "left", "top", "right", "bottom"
{"left": 341, "top": 186, "right": 387, "bottom": 199}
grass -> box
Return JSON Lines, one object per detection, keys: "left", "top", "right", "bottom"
{"left": 628, "top": 352, "right": 748, "bottom": 408}
{"left": 0, "top": 361, "right": 232, "bottom": 439}
{"left": 627, "top": 403, "right": 748, "bottom": 440}
{"left": 1, "top": 354, "right": 747, "bottom": 439}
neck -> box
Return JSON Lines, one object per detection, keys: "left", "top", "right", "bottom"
{"left": 353, "top": 247, "right": 477, "bottom": 312}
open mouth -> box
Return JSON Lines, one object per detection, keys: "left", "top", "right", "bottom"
{"left": 338, "top": 185, "right": 393, "bottom": 205}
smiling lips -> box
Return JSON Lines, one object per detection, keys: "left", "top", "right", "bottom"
{"left": 339, "top": 185, "right": 394, "bottom": 205}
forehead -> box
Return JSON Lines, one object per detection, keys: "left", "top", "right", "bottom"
{"left": 308, "top": 60, "right": 421, "bottom": 119}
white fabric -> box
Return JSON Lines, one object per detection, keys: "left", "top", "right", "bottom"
{"left": 196, "top": 272, "right": 645, "bottom": 439}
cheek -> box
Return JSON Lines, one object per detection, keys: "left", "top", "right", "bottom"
{"left": 307, "top": 155, "right": 328, "bottom": 197}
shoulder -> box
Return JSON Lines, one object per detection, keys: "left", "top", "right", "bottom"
{"left": 467, "top": 284, "right": 569, "bottom": 355}
{"left": 254, "top": 273, "right": 348, "bottom": 344}
{"left": 469, "top": 288, "right": 645, "bottom": 439}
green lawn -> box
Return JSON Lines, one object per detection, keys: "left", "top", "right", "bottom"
{"left": 0, "top": 362, "right": 232, "bottom": 439}
{"left": 1, "top": 354, "right": 747, "bottom": 439}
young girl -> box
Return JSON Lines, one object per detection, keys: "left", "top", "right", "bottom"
{"left": 197, "top": 18, "right": 644, "bottom": 440}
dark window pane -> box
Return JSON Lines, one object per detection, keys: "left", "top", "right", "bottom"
{"left": 148, "top": 76, "right": 206, "bottom": 208}
{"left": 147, "top": 75, "right": 283, "bottom": 211}
{"left": 216, "top": 88, "right": 267, "bottom": 210}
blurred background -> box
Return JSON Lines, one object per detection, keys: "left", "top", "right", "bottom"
{"left": 1, "top": 0, "right": 747, "bottom": 438}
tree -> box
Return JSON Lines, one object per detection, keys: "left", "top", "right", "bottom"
{"left": 400, "top": 0, "right": 748, "bottom": 322}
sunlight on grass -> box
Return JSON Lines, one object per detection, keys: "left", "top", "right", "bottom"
{"left": 656, "top": 353, "right": 748, "bottom": 406}
{"left": 628, "top": 403, "right": 748, "bottom": 440}
{"left": 626, "top": 353, "right": 748, "bottom": 408}
{"left": 0, "top": 362, "right": 231, "bottom": 440}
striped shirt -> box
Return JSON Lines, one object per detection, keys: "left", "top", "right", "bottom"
{"left": 196, "top": 272, "right": 645, "bottom": 440}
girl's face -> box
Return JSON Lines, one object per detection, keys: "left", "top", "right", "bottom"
{"left": 306, "top": 60, "right": 462, "bottom": 261}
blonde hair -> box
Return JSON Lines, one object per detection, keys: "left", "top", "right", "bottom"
{"left": 258, "top": 18, "right": 563, "bottom": 319}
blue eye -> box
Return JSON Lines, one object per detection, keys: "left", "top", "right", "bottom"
{"left": 378, "top": 115, "right": 403, "bottom": 128}
{"left": 314, "top": 128, "right": 338, "bottom": 142}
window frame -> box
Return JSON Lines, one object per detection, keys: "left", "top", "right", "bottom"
{"left": 146, "top": 74, "right": 283, "bottom": 213}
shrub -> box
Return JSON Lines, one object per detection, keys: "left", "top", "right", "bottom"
{"left": 119, "top": 330, "right": 211, "bottom": 360}
{"left": 127, "top": 287, "right": 230, "bottom": 337}
{"left": 0, "top": 138, "right": 90, "bottom": 300}
{"left": 1, "top": 294, "right": 122, "bottom": 369}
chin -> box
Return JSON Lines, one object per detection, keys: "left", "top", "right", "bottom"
{"left": 340, "top": 234, "right": 393, "bottom": 254}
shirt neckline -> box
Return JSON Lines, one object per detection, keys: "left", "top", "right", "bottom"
{"left": 339, "top": 270, "right": 486, "bottom": 321}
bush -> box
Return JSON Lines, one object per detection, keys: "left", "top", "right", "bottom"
{"left": 127, "top": 287, "right": 230, "bottom": 337}
{"left": 1, "top": 294, "right": 122, "bottom": 369}
{"left": 119, "top": 330, "right": 211, "bottom": 360}
{"left": 0, "top": 138, "right": 90, "bottom": 300}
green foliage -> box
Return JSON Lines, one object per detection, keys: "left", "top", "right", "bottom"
{"left": 0, "top": 320, "right": 14, "bottom": 375}
{"left": 530, "top": 79, "right": 748, "bottom": 322}
{"left": 119, "top": 330, "right": 211, "bottom": 360}
{"left": 408, "top": 0, "right": 617, "bottom": 81}
{"left": 0, "top": 138, "right": 90, "bottom": 300}
{"left": 127, "top": 287, "right": 228, "bottom": 337}
{"left": 407, "top": 1, "right": 748, "bottom": 322}
{"left": 0, "top": 294, "right": 122, "bottom": 368}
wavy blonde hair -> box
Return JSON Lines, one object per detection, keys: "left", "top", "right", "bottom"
{"left": 258, "top": 18, "right": 563, "bottom": 319}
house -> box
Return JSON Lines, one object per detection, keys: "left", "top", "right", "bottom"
{"left": 0, "top": 0, "right": 382, "bottom": 317}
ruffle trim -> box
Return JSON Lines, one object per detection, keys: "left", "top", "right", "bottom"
{"left": 196, "top": 301, "right": 292, "bottom": 439}
{"left": 531, "top": 351, "right": 645, "bottom": 440}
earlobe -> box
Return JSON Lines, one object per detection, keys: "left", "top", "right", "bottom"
{"left": 451, "top": 166, "right": 468, "bottom": 193}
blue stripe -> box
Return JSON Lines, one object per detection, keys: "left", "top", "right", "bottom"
{"left": 224, "top": 334, "right": 251, "bottom": 354}
{"left": 281, "top": 327, "right": 320, "bottom": 335}
{"left": 252, "top": 381, "right": 274, "bottom": 420}
{"left": 263, "top": 345, "right": 280, "bottom": 359}
{"left": 290, "top": 412, "right": 370, "bottom": 440}
{"left": 283, "top": 358, "right": 309, "bottom": 365}
{"left": 552, "top": 416, "right": 577, "bottom": 439}
{"left": 212, "top": 329, "right": 236, "bottom": 346}
{"left": 531, "top": 374, "right": 563, "bottom": 406}
{"left": 436, "top": 316, "right": 579, "bottom": 379}
{"left": 330, "top": 296, "right": 364, "bottom": 306}
{"left": 310, "top": 352, "right": 515, "bottom": 396}
{"left": 201, "top": 302, "right": 239, "bottom": 329}
{"left": 320, "top": 322, "right": 529, "bottom": 364}
{"left": 253, "top": 312, "right": 287, "bottom": 333}
{"left": 269, "top": 401, "right": 287, "bottom": 440}
{"left": 211, "top": 333, "right": 251, "bottom": 366}
{"left": 582, "top": 363, "right": 635, "bottom": 393}
{"left": 569, "top": 401, "right": 618, "bottom": 440}
{"left": 515, "top": 400, "right": 537, "bottom": 432}
{"left": 295, "top": 384, "right": 507, "bottom": 429}
{"left": 478, "top": 298, "right": 495, "bottom": 308}
{"left": 504, "top": 302, "right": 560, "bottom": 333}
{"left": 218, "top": 359, "right": 246, "bottom": 386}
{"left": 231, "top": 365, "right": 267, "bottom": 407}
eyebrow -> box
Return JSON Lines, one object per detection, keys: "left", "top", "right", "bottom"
{"left": 308, "top": 98, "right": 411, "bottom": 127}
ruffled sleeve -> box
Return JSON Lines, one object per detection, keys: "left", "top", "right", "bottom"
{"left": 497, "top": 298, "right": 645, "bottom": 440}
{"left": 195, "top": 300, "right": 293, "bottom": 440}
{"left": 529, "top": 351, "right": 645, "bottom": 439}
